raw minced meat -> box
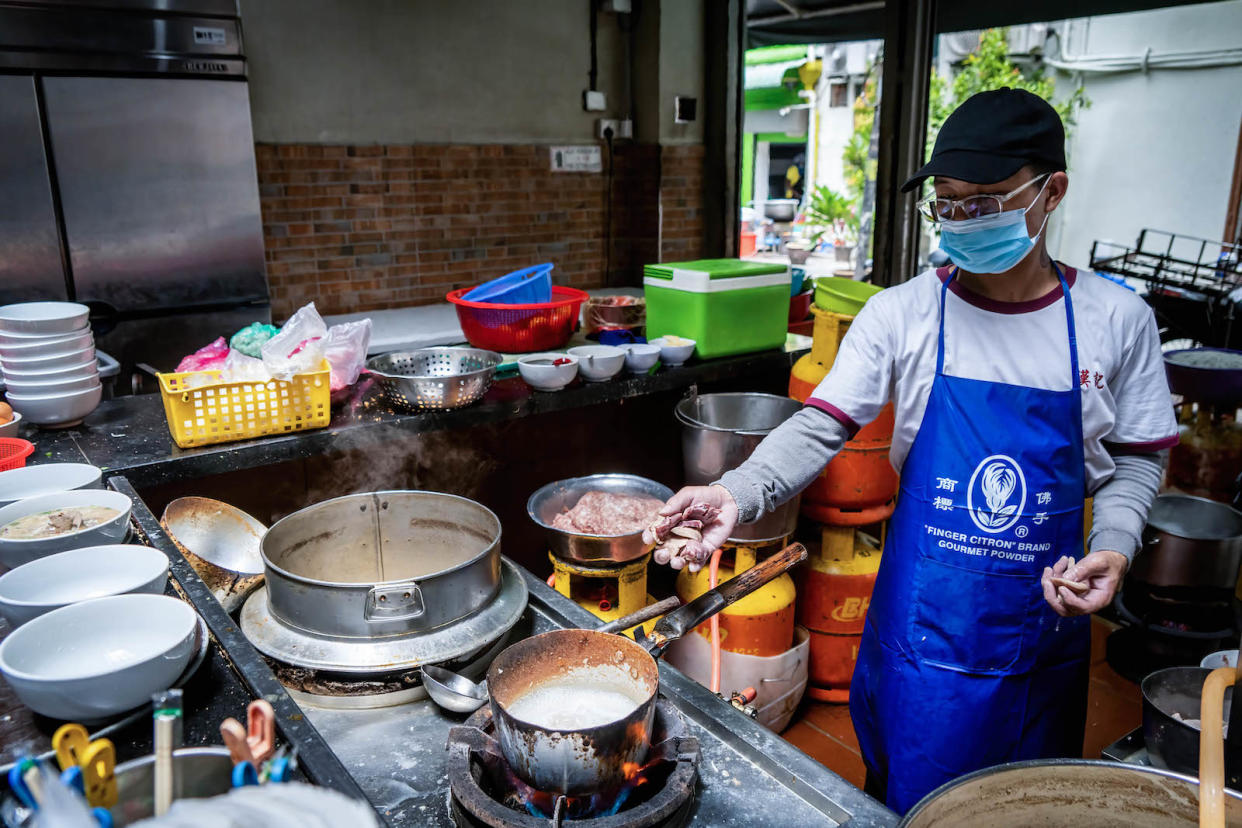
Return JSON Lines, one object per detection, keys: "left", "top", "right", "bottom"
{"left": 550, "top": 491, "right": 663, "bottom": 536}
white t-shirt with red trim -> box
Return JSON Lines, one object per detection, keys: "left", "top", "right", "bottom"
{"left": 807, "top": 265, "right": 1179, "bottom": 492}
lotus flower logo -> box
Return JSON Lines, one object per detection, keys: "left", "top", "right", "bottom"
{"left": 966, "top": 455, "right": 1026, "bottom": 533}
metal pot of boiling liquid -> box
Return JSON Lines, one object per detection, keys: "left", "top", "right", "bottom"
{"left": 676, "top": 393, "right": 802, "bottom": 543}
{"left": 1132, "top": 494, "right": 1242, "bottom": 590}
{"left": 486, "top": 543, "right": 808, "bottom": 796}
{"left": 260, "top": 491, "right": 501, "bottom": 638}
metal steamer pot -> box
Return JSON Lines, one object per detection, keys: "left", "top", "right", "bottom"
{"left": 676, "top": 393, "right": 802, "bottom": 543}
{"left": 1133, "top": 494, "right": 1242, "bottom": 590}
{"left": 260, "top": 491, "right": 501, "bottom": 639}
{"left": 1142, "top": 666, "right": 1238, "bottom": 781}
{"left": 899, "top": 759, "right": 1242, "bottom": 827}
{"left": 486, "top": 543, "right": 807, "bottom": 795}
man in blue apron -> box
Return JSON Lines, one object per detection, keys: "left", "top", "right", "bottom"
{"left": 651, "top": 89, "right": 1178, "bottom": 812}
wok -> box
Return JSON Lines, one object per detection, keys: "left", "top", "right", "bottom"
{"left": 486, "top": 542, "right": 808, "bottom": 795}
{"left": 161, "top": 497, "right": 265, "bottom": 613}
{"left": 899, "top": 759, "right": 1242, "bottom": 827}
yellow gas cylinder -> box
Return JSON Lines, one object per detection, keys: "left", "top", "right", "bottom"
{"left": 674, "top": 545, "right": 796, "bottom": 656}
{"left": 788, "top": 304, "right": 852, "bottom": 401}
{"left": 799, "top": 525, "right": 881, "bottom": 703}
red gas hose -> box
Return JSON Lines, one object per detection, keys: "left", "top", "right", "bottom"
{"left": 709, "top": 548, "right": 723, "bottom": 694}
{"left": 546, "top": 573, "right": 556, "bottom": 588}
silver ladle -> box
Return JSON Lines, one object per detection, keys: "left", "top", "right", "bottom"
{"left": 421, "top": 596, "right": 681, "bottom": 714}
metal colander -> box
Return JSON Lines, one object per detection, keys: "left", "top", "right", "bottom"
{"left": 367, "top": 348, "right": 501, "bottom": 411}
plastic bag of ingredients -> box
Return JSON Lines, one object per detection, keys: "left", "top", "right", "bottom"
{"left": 175, "top": 337, "right": 230, "bottom": 374}
{"left": 262, "top": 303, "right": 328, "bottom": 382}
{"left": 129, "top": 781, "right": 379, "bottom": 828}
{"left": 322, "top": 318, "right": 372, "bottom": 391}
{"left": 220, "top": 349, "right": 272, "bottom": 383}
{"left": 229, "top": 322, "right": 280, "bottom": 358}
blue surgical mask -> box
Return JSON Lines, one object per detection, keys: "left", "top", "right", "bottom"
{"left": 937, "top": 180, "right": 1050, "bottom": 275}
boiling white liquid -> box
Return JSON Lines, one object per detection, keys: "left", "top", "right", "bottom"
{"left": 507, "top": 682, "right": 642, "bottom": 730}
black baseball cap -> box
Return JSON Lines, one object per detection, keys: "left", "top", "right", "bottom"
{"left": 901, "top": 88, "right": 1066, "bottom": 193}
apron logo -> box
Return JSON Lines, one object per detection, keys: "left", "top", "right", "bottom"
{"left": 966, "top": 455, "right": 1026, "bottom": 534}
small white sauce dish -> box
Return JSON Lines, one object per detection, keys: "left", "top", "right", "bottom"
{"left": 0, "top": 544, "right": 169, "bottom": 627}
{"left": 518, "top": 353, "right": 580, "bottom": 392}
{"left": 0, "top": 411, "right": 20, "bottom": 439}
{"left": 620, "top": 343, "right": 661, "bottom": 374}
{"left": 0, "top": 488, "right": 132, "bottom": 569}
{"left": 0, "top": 593, "right": 198, "bottom": 721}
{"left": 567, "top": 345, "right": 626, "bottom": 382}
{"left": 649, "top": 337, "right": 696, "bottom": 367}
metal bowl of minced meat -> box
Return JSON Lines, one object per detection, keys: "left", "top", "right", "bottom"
{"left": 528, "top": 474, "right": 674, "bottom": 564}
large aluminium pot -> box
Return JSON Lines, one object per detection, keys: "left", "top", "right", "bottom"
{"left": 260, "top": 491, "right": 501, "bottom": 638}
{"left": 900, "top": 759, "right": 1242, "bottom": 827}
{"left": 676, "top": 393, "right": 802, "bottom": 542}
{"left": 1133, "top": 494, "right": 1242, "bottom": 590}
{"left": 487, "top": 543, "right": 808, "bottom": 795}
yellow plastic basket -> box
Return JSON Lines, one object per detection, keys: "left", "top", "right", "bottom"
{"left": 157, "top": 361, "right": 331, "bottom": 448}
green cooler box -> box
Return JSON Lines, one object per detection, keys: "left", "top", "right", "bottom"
{"left": 643, "top": 259, "right": 791, "bottom": 359}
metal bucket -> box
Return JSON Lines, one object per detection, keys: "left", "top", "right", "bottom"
{"left": 900, "top": 759, "right": 1242, "bottom": 827}
{"left": 110, "top": 747, "right": 233, "bottom": 826}
{"left": 676, "top": 393, "right": 802, "bottom": 542}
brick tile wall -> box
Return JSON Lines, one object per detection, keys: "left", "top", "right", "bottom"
{"left": 256, "top": 142, "right": 704, "bottom": 320}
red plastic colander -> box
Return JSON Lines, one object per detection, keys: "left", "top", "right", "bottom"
{"left": 447, "top": 286, "right": 589, "bottom": 353}
{"left": 0, "top": 438, "right": 35, "bottom": 472}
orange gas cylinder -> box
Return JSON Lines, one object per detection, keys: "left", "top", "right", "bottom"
{"left": 675, "top": 544, "right": 796, "bottom": 657}
{"left": 789, "top": 305, "right": 899, "bottom": 522}
{"left": 798, "top": 525, "right": 881, "bottom": 703}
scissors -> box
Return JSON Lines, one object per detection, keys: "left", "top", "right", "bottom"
{"left": 52, "top": 724, "right": 117, "bottom": 809}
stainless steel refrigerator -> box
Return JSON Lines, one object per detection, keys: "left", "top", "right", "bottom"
{"left": 0, "top": 0, "right": 269, "bottom": 392}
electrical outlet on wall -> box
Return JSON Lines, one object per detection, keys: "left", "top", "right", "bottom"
{"left": 674, "top": 96, "right": 698, "bottom": 124}
{"left": 583, "top": 90, "right": 607, "bottom": 112}
{"left": 595, "top": 119, "right": 633, "bottom": 140}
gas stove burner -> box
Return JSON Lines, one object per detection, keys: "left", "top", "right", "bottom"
{"left": 271, "top": 630, "right": 514, "bottom": 710}
{"left": 447, "top": 699, "right": 700, "bottom": 828}
{"left": 1106, "top": 588, "right": 1239, "bottom": 682}
{"left": 239, "top": 558, "right": 528, "bottom": 674}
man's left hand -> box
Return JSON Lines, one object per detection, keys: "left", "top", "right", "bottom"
{"left": 1041, "top": 550, "right": 1128, "bottom": 617}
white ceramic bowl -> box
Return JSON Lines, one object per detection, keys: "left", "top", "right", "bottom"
{"left": 518, "top": 353, "right": 580, "bottom": 391}
{"left": 621, "top": 343, "right": 661, "bottom": 374}
{"left": 566, "top": 345, "right": 625, "bottom": 382}
{"left": 0, "top": 488, "right": 132, "bottom": 569}
{"left": 0, "top": 411, "right": 19, "bottom": 439}
{"left": 1, "top": 357, "right": 98, "bottom": 383}
{"left": 650, "top": 337, "right": 697, "bottom": 367}
{"left": 0, "top": 544, "right": 168, "bottom": 627}
{"left": 0, "top": 462, "right": 103, "bottom": 508}
{"left": 3, "top": 370, "right": 99, "bottom": 396}
{"left": 0, "top": 324, "right": 90, "bottom": 345}
{"left": 0, "top": 347, "right": 97, "bottom": 374}
{"left": 0, "top": 302, "right": 90, "bottom": 336}
{"left": 0, "top": 593, "right": 197, "bottom": 721}
{"left": 5, "top": 384, "right": 101, "bottom": 427}
{"left": 1201, "top": 649, "right": 1238, "bottom": 670}
{"left": 0, "top": 330, "right": 93, "bottom": 362}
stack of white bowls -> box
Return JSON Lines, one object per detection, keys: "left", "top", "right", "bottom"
{"left": 0, "top": 302, "right": 101, "bottom": 427}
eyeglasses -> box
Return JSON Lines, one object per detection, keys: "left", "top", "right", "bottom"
{"left": 917, "top": 173, "right": 1051, "bottom": 223}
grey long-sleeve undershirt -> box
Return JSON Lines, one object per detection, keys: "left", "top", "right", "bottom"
{"left": 715, "top": 406, "right": 1163, "bottom": 564}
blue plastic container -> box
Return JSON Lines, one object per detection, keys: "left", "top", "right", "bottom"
{"left": 464, "top": 264, "right": 554, "bottom": 304}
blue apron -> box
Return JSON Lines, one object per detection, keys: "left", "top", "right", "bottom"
{"left": 849, "top": 266, "right": 1090, "bottom": 813}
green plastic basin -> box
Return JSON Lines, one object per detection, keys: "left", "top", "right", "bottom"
{"left": 814, "top": 277, "right": 883, "bottom": 316}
